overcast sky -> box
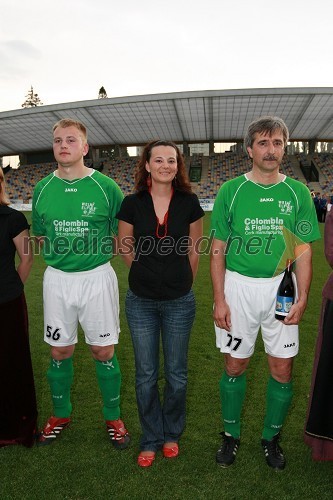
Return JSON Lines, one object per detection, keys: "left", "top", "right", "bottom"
{"left": 1, "top": 0, "right": 332, "bottom": 114}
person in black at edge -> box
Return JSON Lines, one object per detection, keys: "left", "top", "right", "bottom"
{"left": 0, "top": 166, "right": 37, "bottom": 447}
{"left": 304, "top": 207, "right": 333, "bottom": 461}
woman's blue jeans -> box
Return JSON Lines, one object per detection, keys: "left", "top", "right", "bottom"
{"left": 125, "top": 289, "right": 196, "bottom": 451}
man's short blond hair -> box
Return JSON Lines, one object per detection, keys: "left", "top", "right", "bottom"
{"left": 53, "top": 119, "right": 87, "bottom": 142}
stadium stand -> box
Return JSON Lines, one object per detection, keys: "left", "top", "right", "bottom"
{"left": 295, "top": 152, "right": 333, "bottom": 196}
{"left": 4, "top": 162, "right": 56, "bottom": 202}
{"left": 193, "top": 153, "right": 308, "bottom": 198}
{"left": 105, "top": 158, "right": 138, "bottom": 195}
{"left": 189, "top": 154, "right": 203, "bottom": 183}
{"left": 312, "top": 153, "right": 333, "bottom": 194}
{"left": 4, "top": 153, "right": 333, "bottom": 203}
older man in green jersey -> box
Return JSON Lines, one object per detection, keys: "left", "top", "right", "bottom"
{"left": 32, "top": 119, "right": 130, "bottom": 449}
{"left": 210, "top": 116, "right": 320, "bottom": 470}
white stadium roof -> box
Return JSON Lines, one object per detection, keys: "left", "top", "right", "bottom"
{"left": 0, "top": 87, "right": 333, "bottom": 156}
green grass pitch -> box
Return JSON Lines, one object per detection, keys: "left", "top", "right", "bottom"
{"left": 1, "top": 214, "right": 332, "bottom": 500}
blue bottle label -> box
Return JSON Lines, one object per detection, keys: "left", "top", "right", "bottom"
{"left": 275, "top": 295, "right": 293, "bottom": 316}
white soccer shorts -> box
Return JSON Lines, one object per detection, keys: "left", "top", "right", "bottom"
{"left": 43, "top": 263, "right": 120, "bottom": 346}
{"left": 215, "top": 270, "right": 299, "bottom": 359}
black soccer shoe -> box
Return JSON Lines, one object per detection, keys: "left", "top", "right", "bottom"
{"left": 261, "top": 432, "right": 286, "bottom": 471}
{"left": 216, "top": 431, "right": 240, "bottom": 467}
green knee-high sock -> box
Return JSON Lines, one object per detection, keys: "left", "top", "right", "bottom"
{"left": 262, "top": 375, "right": 293, "bottom": 440}
{"left": 47, "top": 357, "right": 73, "bottom": 418}
{"left": 95, "top": 353, "right": 121, "bottom": 421}
{"left": 219, "top": 371, "right": 246, "bottom": 439}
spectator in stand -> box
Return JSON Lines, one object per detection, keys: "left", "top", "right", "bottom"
{"left": 313, "top": 192, "right": 320, "bottom": 222}
{"left": 0, "top": 167, "right": 37, "bottom": 448}
{"left": 319, "top": 195, "right": 327, "bottom": 223}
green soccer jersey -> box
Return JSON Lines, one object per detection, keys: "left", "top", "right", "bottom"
{"left": 211, "top": 174, "right": 321, "bottom": 278}
{"left": 32, "top": 170, "right": 124, "bottom": 272}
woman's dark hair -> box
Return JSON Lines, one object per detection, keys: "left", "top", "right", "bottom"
{"left": 0, "top": 167, "right": 10, "bottom": 205}
{"left": 134, "top": 140, "right": 192, "bottom": 193}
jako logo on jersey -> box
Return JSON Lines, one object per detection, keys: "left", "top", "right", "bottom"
{"left": 284, "top": 342, "right": 296, "bottom": 348}
{"left": 65, "top": 188, "right": 77, "bottom": 192}
{"left": 260, "top": 197, "right": 274, "bottom": 202}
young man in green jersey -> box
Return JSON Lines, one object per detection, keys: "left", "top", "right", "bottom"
{"left": 210, "top": 116, "right": 320, "bottom": 470}
{"left": 32, "top": 119, "right": 130, "bottom": 449}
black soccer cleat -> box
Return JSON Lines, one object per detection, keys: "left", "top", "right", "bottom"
{"left": 261, "top": 432, "right": 286, "bottom": 471}
{"left": 216, "top": 431, "right": 240, "bottom": 468}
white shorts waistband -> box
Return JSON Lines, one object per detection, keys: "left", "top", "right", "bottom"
{"left": 47, "top": 262, "right": 112, "bottom": 277}
{"left": 226, "top": 269, "right": 282, "bottom": 284}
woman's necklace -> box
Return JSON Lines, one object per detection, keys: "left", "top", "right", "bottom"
{"left": 150, "top": 187, "right": 174, "bottom": 239}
